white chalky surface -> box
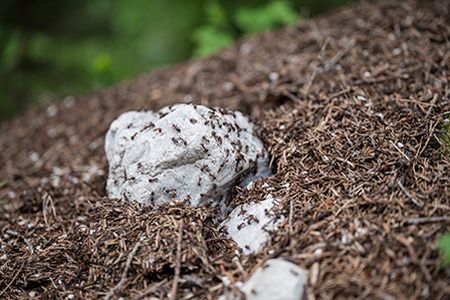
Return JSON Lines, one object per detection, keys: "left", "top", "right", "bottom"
{"left": 222, "top": 195, "right": 284, "bottom": 254}
{"left": 220, "top": 258, "right": 308, "bottom": 300}
{"left": 105, "top": 104, "right": 271, "bottom": 208}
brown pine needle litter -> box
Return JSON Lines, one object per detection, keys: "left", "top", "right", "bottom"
{"left": 1, "top": 0, "right": 449, "bottom": 298}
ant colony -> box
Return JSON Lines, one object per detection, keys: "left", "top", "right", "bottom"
{"left": 105, "top": 104, "right": 271, "bottom": 211}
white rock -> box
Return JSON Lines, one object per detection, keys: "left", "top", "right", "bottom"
{"left": 222, "top": 195, "right": 284, "bottom": 254}
{"left": 105, "top": 104, "right": 271, "bottom": 209}
{"left": 220, "top": 258, "right": 308, "bottom": 300}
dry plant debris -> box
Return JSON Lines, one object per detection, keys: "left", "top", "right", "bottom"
{"left": 1, "top": 0, "right": 449, "bottom": 298}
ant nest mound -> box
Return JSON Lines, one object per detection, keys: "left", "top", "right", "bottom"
{"left": 105, "top": 104, "right": 271, "bottom": 210}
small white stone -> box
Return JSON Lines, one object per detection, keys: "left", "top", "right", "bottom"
{"left": 52, "top": 166, "right": 66, "bottom": 176}
{"left": 356, "top": 227, "right": 367, "bottom": 236}
{"left": 46, "top": 105, "right": 58, "bottom": 118}
{"left": 222, "top": 82, "right": 235, "bottom": 92}
{"left": 50, "top": 176, "right": 61, "bottom": 188}
{"left": 356, "top": 19, "right": 365, "bottom": 27}
{"left": 421, "top": 285, "right": 430, "bottom": 297}
{"left": 222, "top": 195, "right": 284, "bottom": 254}
{"left": 221, "top": 276, "right": 232, "bottom": 286}
{"left": 356, "top": 95, "right": 366, "bottom": 101}
{"left": 269, "top": 72, "right": 279, "bottom": 82}
{"left": 29, "top": 151, "right": 40, "bottom": 162}
{"left": 63, "top": 96, "right": 75, "bottom": 108}
{"left": 240, "top": 42, "right": 253, "bottom": 54}
{"left": 221, "top": 258, "right": 308, "bottom": 300}
{"left": 341, "top": 233, "right": 349, "bottom": 245}
{"left": 47, "top": 128, "right": 58, "bottom": 138}
{"left": 82, "top": 163, "right": 105, "bottom": 183}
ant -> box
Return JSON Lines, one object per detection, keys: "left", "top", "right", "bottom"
{"left": 172, "top": 124, "right": 181, "bottom": 132}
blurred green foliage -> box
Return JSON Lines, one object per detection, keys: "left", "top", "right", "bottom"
{"left": 193, "top": 0, "right": 299, "bottom": 57}
{"left": 234, "top": 1, "right": 299, "bottom": 34}
{"left": 0, "top": 0, "right": 355, "bottom": 120}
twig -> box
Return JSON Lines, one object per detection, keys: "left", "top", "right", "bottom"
{"left": 415, "top": 119, "right": 440, "bottom": 159}
{"left": 424, "top": 93, "right": 438, "bottom": 121}
{"left": 289, "top": 199, "right": 294, "bottom": 236}
{"left": 132, "top": 279, "right": 168, "bottom": 300}
{"left": 104, "top": 240, "right": 142, "bottom": 300}
{"left": 323, "top": 38, "right": 356, "bottom": 71}
{"left": 0, "top": 261, "right": 24, "bottom": 297}
{"left": 405, "top": 216, "right": 450, "bottom": 224}
{"left": 5, "top": 229, "right": 34, "bottom": 254}
{"left": 42, "top": 191, "right": 57, "bottom": 226}
{"left": 397, "top": 181, "right": 423, "bottom": 208}
{"left": 390, "top": 141, "right": 410, "bottom": 161}
{"left": 170, "top": 220, "right": 184, "bottom": 300}
{"left": 302, "top": 37, "right": 330, "bottom": 95}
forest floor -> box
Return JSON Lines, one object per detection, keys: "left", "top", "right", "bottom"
{"left": 1, "top": 0, "right": 450, "bottom": 299}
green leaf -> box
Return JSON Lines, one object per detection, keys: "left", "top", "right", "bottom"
{"left": 0, "top": 180, "right": 7, "bottom": 188}
{"left": 437, "top": 232, "right": 450, "bottom": 268}
{"left": 440, "top": 114, "right": 450, "bottom": 154}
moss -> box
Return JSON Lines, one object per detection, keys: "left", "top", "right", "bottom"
{"left": 438, "top": 232, "right": 450, "bottom": 268}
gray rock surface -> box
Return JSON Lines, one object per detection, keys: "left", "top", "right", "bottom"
{"left": 105, "top": 104, "right": 271, "bottom": 208}
{"left": 220, "top": 258, "right": 308, "bottom": 300}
